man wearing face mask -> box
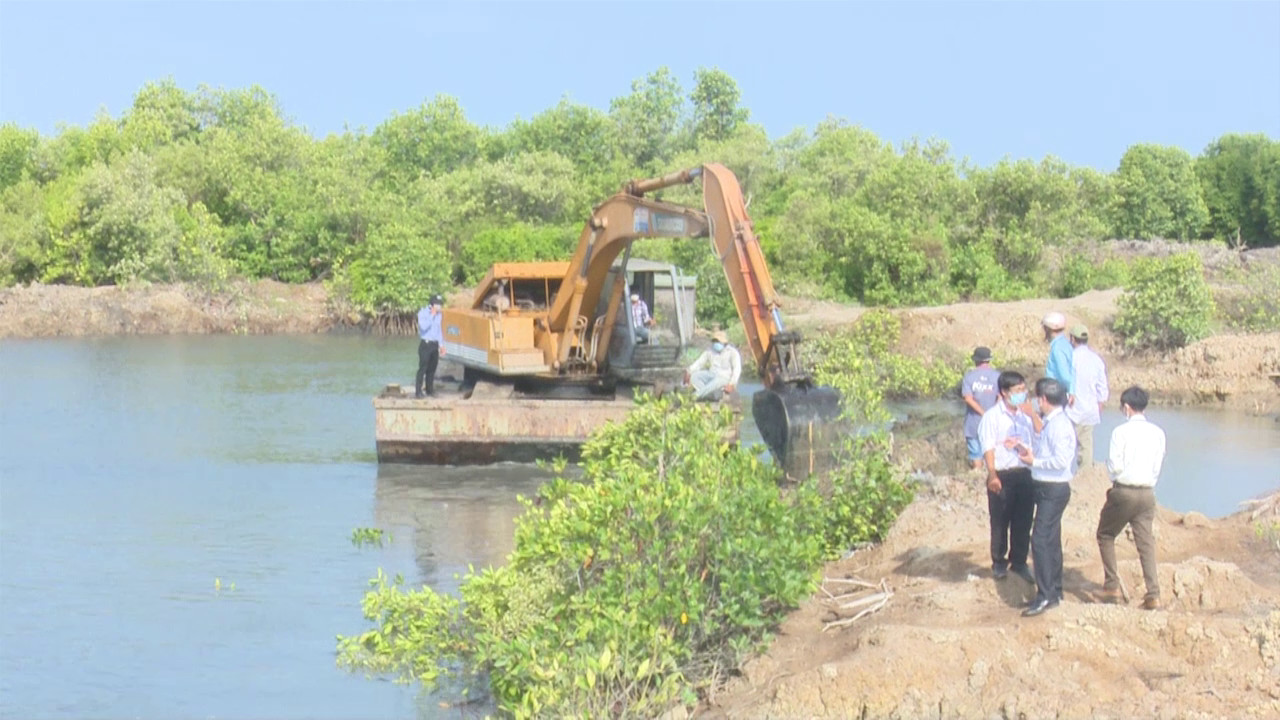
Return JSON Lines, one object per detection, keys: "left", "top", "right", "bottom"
{"left": 684, "top": 330, "right": 741, "bottom": 401}
{"left": 976, "top": 371, "right": 1040, "bottom": 584}
{"left": 1015, "top": 378, "right": 1077, "bottom": 617}
{"left": 1095, "top": 386, "right": 1166, "bottom": 610}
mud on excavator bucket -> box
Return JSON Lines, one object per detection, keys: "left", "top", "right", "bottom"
{"left": 752, "top": 383, "right": 845, "bottom": 481}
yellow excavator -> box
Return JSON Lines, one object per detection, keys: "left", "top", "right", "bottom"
{"left": 435, "top": 163, "right": 843, "bottom": 478}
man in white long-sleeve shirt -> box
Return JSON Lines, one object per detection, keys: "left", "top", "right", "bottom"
{"left": 1095, "top": 386, "right": 1167, "bottom": 610}
{"left": 977, "top": 370, "right": 1040, "bottom": 583}
{"left": 1015, "top": 377, "right": 1077, "bottom": 617}
{"left": 1065, "top": 325, "right": 1109, "bottom": 469}
{"left": 684, "top": 330, "right": 741, "bottom": 401}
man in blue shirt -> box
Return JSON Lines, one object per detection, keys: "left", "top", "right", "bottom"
{"left": 416, "top": 294, "right": 446, "bottom": 398}
{"left": 961, "top": 346, "right": 1001, "bottom": 470}
{"left": 1041, "top": 312, "right": 1075, "bottom": 404}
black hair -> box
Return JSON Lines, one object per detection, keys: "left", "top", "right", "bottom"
{"left": 1120, "top": 386, "right": 1149, "bottom": 412}
{"left": 997, "top": 370, "right": 1025, "bottom": 393}
{"left": 1035, "top": 377, "right": 1068, "bottom": 407}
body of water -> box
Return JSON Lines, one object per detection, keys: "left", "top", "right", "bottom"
{"left": 1, "top": 335, "right": 1276, "bottom": 718}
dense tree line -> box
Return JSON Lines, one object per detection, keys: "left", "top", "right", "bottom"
{"left": 1, "top": 69, "right": 1276, "bottom": 317}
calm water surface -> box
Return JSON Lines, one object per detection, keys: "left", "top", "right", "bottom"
{"left": 1, "top": 335, "right": 1277, "bottom": 719}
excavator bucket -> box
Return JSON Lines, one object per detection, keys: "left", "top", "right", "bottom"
{"left": 751, "top": 384, "right": 845, "bottom": 480}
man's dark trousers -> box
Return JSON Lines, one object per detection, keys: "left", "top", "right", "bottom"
{"left": 988, "top": 467, "right": 1034, "bottom": 572}
{"left": 1031, "top": 480, "right": 1072, "bottom": 603}
{"left": 416, "top": 340, "right": 440, "bottom": 395}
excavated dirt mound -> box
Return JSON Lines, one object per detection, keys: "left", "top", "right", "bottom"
{"left": 705, "top": 468, "right": 1280, "bottom": 719}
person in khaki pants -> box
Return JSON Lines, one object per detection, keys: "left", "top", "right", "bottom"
{"left": 1065, "top": 325, "right": 1108, "bottom": 469}
{"left": 1095, "top": 386, "right": 1167, "bottom": 610}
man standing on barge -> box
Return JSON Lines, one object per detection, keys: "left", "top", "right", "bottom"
{"left": 416, "top": 294, "right": 445, "bottom": 398}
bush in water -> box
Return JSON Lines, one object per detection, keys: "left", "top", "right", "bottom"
{"left": 337, "top": 393, "right": 912, "bottom": 716}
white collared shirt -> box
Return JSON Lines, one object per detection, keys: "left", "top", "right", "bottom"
{"left": 1031, "top": 407, "right": 1076, "bottom": 483}
{"left": 1108, "top": 414, "right": 1166, "bottom": 487}
{"left": 1066, "top": 345, "right": 1109, "bottom": 426}
{"left": 978, "top": 401, "right": 1034, "bottom": 471}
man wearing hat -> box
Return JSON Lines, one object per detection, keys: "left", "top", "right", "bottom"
{"left": 1041, "top": 311, "right": 1075, "bottom": 405}
{"left": 961, "top": 346, "right": 1001, "bottom": 470}
{"left": 416, "top": 293, "right": 446, "bottom": 398}
{"left": 1065, "top": 324, "right": 1109, "bottom": 469}
{"left": 630, "top": 293, "right": 656, "bottom": 343}
{"left": 684, "top": 330, "right": 741, "bottom": 401}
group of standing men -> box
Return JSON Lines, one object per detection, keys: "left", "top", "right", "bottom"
{"left": 961, "top": 312, "right": 1168, "bottom": 616}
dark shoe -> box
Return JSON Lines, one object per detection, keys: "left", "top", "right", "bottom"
{"left": 1021, "top": 598, "right": 1059, "bottom": 617}
{"left": 414, "top": 390, "right": 425, "bottom": 399}
{"left": 1142, "top": 597, "right": 1160, "bottom": 610}
{"left": 1011, "top": 565, "right": 1035, "bottom": 584}
{"left": 992, "top": 566, "right": 1008, "bottom": 580}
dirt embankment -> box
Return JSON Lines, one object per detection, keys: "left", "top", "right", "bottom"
{"left": 783, "top": 288, "right": 1280, "bottom": 415}
{"left": 704, "top": 468, "right": 1280, "bottom": 719}
{"left": 5, "top": 279, "right": 1278, "bottom": 416}
{"left": 0, "top": 280, "right": 342, "bottom": 338}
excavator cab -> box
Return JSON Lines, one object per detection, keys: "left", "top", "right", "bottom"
{"left": 599, "top": 254, "right": 694, "bottom": 384}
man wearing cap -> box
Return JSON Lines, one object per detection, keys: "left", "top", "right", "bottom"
{"left": 416, "top": 294, "right": 446, "bottom": 398}
{"left": 961, "top": 346, "right": 1001, "bottom": 470}
{"left": 630, "top": 293, "right": 656, "bottom": 343}
{"left": 1041, "top": 311, "right": 1075, "bottom": 406}
{"left": 1065, "top": 324, "right": 1109, "bottom": 469}
{"left": 684, "top": 330, "right": 741, "bottom": 401}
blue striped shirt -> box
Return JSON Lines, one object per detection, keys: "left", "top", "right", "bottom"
{"left": 1031, "top": 407, "right": 1077, "bottom": 483}
{"left": 418, "top": 307, "right": 443, "bottom": 344}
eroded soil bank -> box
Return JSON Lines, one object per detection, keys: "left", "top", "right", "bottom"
{"left": 4, "top": 281, "right": 1278, "bottom": 415}
{"left": 702, "top": 465, "right": 1280, "bottom": 720}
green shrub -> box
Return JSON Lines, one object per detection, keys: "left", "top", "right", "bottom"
{"left": 458, "top": 222, "right": 579, "bottom": 285}
{"left": 805, "top": 435, "right": 914, "bottom": 559}
{"left": 808, "top": 309, "right": 963, "bottom": 425}
{"left": 1056, "top": 254, "right": 1130, "bottom": 298}
{"left": 344, "top": 223, "right": 451, "bottom": 314}
{"left": 1113, "top": 252, "right": 1214, "bottom": 351}
{"left": 1213, "top": 262, "right": 1280, "bottom": 333}
{"left": 338, "top": 396, "right": 829, "bottom": 717}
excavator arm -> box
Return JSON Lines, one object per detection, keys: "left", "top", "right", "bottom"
{"left": 550, "top": 163, "right": 843, "bottom": 477}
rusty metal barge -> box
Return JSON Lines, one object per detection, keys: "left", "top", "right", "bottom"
{"left": 373, "top": 378, "right": 646, "bottom": 465}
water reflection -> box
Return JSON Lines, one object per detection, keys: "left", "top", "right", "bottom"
{"left": 373, "top": 465, "right": 551, "bottom": 592}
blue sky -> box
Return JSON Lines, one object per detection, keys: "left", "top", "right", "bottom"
{"left": 1, "top": 1, "right": 1277, "bottom": 170}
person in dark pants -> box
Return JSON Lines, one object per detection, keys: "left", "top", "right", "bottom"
{"left": 415, "top": 294, "right": 445, "bottom": 398}
{"left": 977, "top": 370, "right": 1041, "bottom": 583}
{"left": 1015, "top": 377, "right": 1077, "bottom": 617}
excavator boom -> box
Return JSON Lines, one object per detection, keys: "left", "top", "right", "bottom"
{"left": 619, "top": 163, "right": 845, "bottom": 478}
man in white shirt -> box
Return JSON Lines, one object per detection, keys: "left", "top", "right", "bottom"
{"left": 1015, "top": 377, "right": 1077, "bottom": 617}
{"left": 1095, "top": 386, "right": 1167, "bottom": 610}
{"left": 684, "top": 330, "right": 741, "bottom": 401}
{"left": 1065, "top": 325, "right": 1109, "bottom": 469}
{"left": 977, "top": 371, "right": 1040, "bottom": 583}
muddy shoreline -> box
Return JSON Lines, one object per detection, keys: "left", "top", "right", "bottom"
{"left": 4, "top": 281, "right": 1278, "bottom": 416}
